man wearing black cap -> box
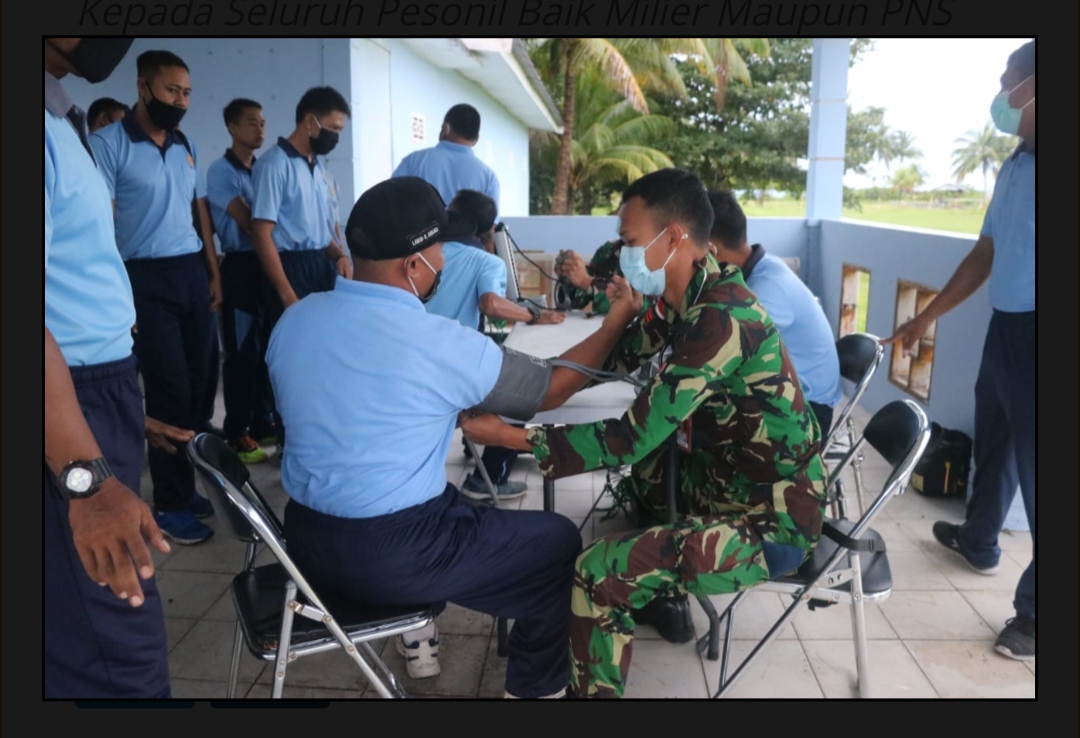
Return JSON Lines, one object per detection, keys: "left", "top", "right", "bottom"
{"left": 265, "top": 176, "right": 640, "bottom": 696}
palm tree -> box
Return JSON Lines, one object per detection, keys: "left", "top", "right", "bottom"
{"left": 891, "top": 164, "right": 925, "bottom": 200}
{"left": 532, "top": 86, "right": 676, "bottom": 214}
{"left": 951, "top": 122, "right": 1018, "bottom": 204}
{"left": 890, "top": 130, "right": 922, "bottom": 165}
{"left": 526, "top": 38, "right": 769, "bottom": 215}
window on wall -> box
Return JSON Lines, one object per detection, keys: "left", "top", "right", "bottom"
{"left": 889, "top": 280, "right": 938, "bottom": 402}
{"left": 839, "top": 264, "right": 871, "bottom": 338}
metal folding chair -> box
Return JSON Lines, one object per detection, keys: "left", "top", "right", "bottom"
{"left": 698, "top": 400, "right": 930, "bottom": 698}
{"left": 188, "top": 433, "right": 437, "bottom": 698}
{"left": 822, "top": 332, "right": 885, "bottom": 519}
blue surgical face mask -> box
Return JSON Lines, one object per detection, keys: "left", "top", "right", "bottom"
{"left": 990, "top": 75, "right": 1034, "bottom": 135}
{"left": 619, "top": 228, "right": 687, "bottom": 296}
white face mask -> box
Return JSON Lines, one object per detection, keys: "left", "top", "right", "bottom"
{"left": 990, "top": 74, "right": 1034, "bottom": 135}
{"left": 618, "top": 229, "right": 688, "bottom": 296}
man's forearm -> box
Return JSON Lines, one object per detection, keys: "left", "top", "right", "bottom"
{"left": 919, "top": 236, "right": 994, "bottom": 323}
{"left": 540, "top": 317, "right": 628, "bottom": 410}
{"left": 45, "top": 328, "right": 104, "bottom": 477}
{"left": 480, "top": 293, "right": 534, "bottom": 323}
{"left": 196, "top": 199, "right": 220, "bottom": 280}
{"left": 252, "top": 224, "right": 294, "bottom": 301}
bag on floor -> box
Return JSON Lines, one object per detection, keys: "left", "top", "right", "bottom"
{"left": 910, "top": 422, "right": 972, "bottom": 498}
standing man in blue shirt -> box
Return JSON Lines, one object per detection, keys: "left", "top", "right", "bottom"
{"left": 251, "top": 86, "right": 353, "bottom": 455}
{"left": 45, "top": 36, "right": 173, "bottom": 698}
{"left": 91, "top": 49, "right": 220, "bottom": 545}
{"left": 265, "top": 176, "right": 628, "bottom": 696}
{"left": 887, "top": 40, "right": 1035, "bottom": 662}
{"left": 707, "top": 190, "right": 843, "bottom": 439}
{"left": 206, "top": 98, "right": 277, "bottom": 464}
{"left": 392, "top": 103, "right": 500, "bottom": 209}
{"left": 87, "top": 96, "right": 129, "bottom": 133}
{"left": 425, "top": 189, "right": 564, "bottom": 502}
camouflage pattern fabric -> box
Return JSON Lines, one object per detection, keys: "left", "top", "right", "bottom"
{"left": 526, "top": 259, "right": 828, "bottom": 698}
{"left": 562, "top": 240, "right": 624, "bottom": 314}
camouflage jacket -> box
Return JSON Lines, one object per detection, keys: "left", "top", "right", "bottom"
{"left": 563, "top": 240, "right": 623, "bottom": 314}
{"left": 528, "top": 259, "right": 827, "bottom": 543}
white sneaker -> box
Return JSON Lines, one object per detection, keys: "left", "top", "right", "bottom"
{"left": 396, "top": 624, "right": 440, "bottom": 679}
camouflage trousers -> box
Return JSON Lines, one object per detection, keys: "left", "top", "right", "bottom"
{"left": 569, "top": 493, "right": 820, "bottom": 698}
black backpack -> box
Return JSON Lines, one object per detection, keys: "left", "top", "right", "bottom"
{"left": 910, "top": 422, "right": 973, "bottom": 498}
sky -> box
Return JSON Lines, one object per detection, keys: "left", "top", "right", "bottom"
{"left": 842, "top": 38, "right": 1028, "bottom": 192}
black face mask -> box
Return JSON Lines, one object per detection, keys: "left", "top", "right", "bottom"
{"left": 143, "top": 86, "right": 187, "bottom": 131}
{"left": 49, "top": 38, "right": 134, "bottom": 84}
{"left": 309, "top": 117, "right": 339, "bottom": 156}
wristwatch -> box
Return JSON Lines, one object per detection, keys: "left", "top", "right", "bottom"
{"left": 525, "top": 303, "right": 542, "bottom": 324}
{"left": 57, "top": 458, "right": 113, "bottom": 500}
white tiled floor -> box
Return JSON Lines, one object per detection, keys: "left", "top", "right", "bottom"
{"left": 157, "top": 398, "right": 1034, "bottom": 699}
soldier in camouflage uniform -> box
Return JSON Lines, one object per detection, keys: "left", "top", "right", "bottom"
{"left": 460, "top": 169, "right": 827, "bottom": 698}
{"left": 555, "top": 239, "right": 624, "bottom": 314}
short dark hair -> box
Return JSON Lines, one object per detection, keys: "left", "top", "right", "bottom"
{"left": 223, "top": 98, "right": 262, "bottom": 126}
{"left": 444, "top": 104, "right": 481, "bottom": 141}
{"left": 1007, "top": 40, "right": 1035, "bottom": 78}
{"left": 136, "top": 50, "right": 189, "bottom": 82}
{"left": 706, "top": 190, "right": 747, "bottom": 250}
{"left": 87, "top": 98, "right": 129, "bottom": 124}
{"left": 620, "top": 168, "right": 714, "bottom": 245}
{"left": 295, "top": 86, "right": 351, "bottom": 125}
{"left": 449, "top": 189, "right": 498, "bottom": 234}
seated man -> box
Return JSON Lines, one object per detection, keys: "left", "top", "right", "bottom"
{"left": 554, "top": 239, "right": 624, "bottom": 314}
{"left": 424, "top": 189, "right": 564, "bottom": 501}
{"left": 460, "top": 168, "right": 828, "bottom": 699}
{"left": 266, "top": 176, "right": 634, "bottom": 696}
{"left": 708, "top": 190, "right": 843, "bottom": 440}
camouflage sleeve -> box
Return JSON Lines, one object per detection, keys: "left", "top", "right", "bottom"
{"left": 529, "top": 304, "right": 744, "bottom": 479}
{"left": 563, "top": 241, "right": 622, "bottom": 313}
{"left": 601, "top": 299, "right": 668, "bottom": 376}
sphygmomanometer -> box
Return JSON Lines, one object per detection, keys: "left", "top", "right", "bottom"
{"left": 471, "top": 346, "right": 648, "bottom": 422}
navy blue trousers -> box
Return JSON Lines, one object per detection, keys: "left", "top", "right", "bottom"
{"left": 958, "top": 310, "right": 1035, "bottom": 620}
{"left": 260, "top": 250, "right": 336, "bottom": 447}
{"left": 126, "top": 252, "right": 213, "bottom": 512}
{"left": 45, "top": 355, "right": 171, "bottom": 698}
{"left": 809, "top": 401, "right": 834, "bottom": 449}
{"left": 220, "top": 252, "right": 274, "bottom": 440}
{"left": 283, "top": 485, "right": 582, "bottom": 697}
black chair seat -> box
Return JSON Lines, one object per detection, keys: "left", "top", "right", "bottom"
{"left": 233, "top": 564, "right": 435, "bottom": 653}
{"left": 775, "top": 519, "right": 892, "bottom": 596}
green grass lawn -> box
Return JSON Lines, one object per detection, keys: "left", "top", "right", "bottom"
{"left": 738, "top": 199, "right": 985, "bottom": 235}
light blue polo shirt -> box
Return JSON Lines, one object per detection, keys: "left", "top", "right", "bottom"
{"left": 266, "top": 277, "right": 503, "bottom": 519}
{"left": 424, "top": 240, "right": 508, "bottom": 330}
{"left": 744, "top": 246, "right": 844, "bottom": 409}
{"left": 44, "top": 72, "right": 135, "bottom": 366}
{"left": 981, "top": 143, "right": 1035, "bottom": 313}
{"left": 321, "top": 164, "right": 341, "bottom": 239}
{"left": 251, "top": 137, "right": 331, "bottom": 252}
{"left": 393, "top": 140, "right": 500, "bottom": 209}
{"left": 90, "top": 114, "right": 204, "bottom": 260}
{"left": 206, "top": 150, "right": 255, "bottom": 253}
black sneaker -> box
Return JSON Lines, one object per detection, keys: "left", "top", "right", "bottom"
{"left": 995, "top": 616, "right": 1035, "bottom": 661}
{"left": 631, "top": 594, "right": 695, "bottom": 644}
{"left": 932, "top": 521, "right": 1000, "bottom": 575}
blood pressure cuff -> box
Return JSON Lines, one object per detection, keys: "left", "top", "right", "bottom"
{"left": 472, "top": 346, "right": 552, "bottom": 421}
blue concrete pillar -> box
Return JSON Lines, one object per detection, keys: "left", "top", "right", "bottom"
{"left": 806, "top": 38, "right": 850, "bottom": 224}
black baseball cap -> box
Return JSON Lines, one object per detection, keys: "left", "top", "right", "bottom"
{"left": 346, "top": 177, "right": 476, "bottom": 261}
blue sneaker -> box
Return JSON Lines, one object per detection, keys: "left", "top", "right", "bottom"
{"left": 155, "top": 510, "right": 214, "bottom": 545}
{"left": 186, "top": 493, "right": 215, "bottom": 519}
{"left": 461, "top": 472, "right": 528, "bottom": 501}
